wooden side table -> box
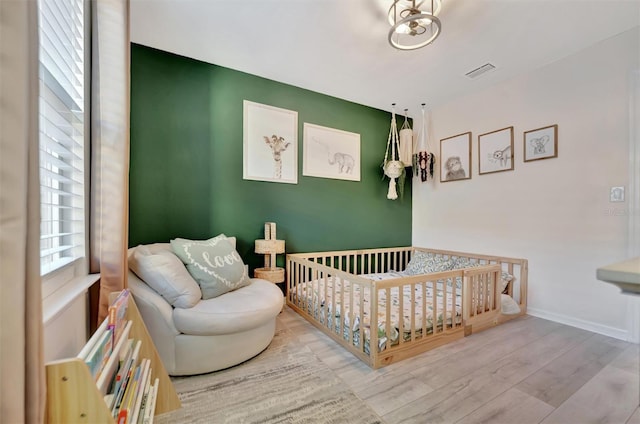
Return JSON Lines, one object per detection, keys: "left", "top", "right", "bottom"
{"left": 254, "top": 222, "right": 285, "bottom": 284}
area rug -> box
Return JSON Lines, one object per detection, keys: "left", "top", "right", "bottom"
{"left": 154, "top": 328, "right": 384, "bottom": 424}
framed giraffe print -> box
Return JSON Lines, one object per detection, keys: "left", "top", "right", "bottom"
{"left": 243, "top": 100, "right": 298, "bottom": 184}
{"left": 302, "top": 123, "right": 361, "bottom": 181}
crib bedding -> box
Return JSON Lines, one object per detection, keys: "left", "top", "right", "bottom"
{"left": 295, "top": 272, "right": 463, "bottom": 353}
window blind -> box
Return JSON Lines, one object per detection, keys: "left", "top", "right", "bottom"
{"left": 38, "top": 0, "right": 85, "bottom": 275}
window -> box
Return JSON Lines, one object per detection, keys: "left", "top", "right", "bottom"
{"left": 38, "top": 0, "right": 87, "bottom": 280}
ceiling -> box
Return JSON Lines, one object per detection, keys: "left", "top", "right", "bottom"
{"left": 130, "top": 0, "right": 640, "bottom": 116}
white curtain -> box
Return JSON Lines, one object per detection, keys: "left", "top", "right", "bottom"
{"left": 90, "top": 0, "right": 131, "bottom": 323}
{"left": 0, "top": 1, "right": 46, "bottom": 422}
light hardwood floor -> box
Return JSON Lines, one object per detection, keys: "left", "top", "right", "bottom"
{"left": 276, "top": 307, "right": 640, "bottom": 424}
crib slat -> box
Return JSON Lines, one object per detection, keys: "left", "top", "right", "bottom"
{"left": 410, "top": 282, "right": 416, "bottom": 341}
{"left": 443, "top": 278, "right": 448, "bottom": 331}
{"left": 475, "top": 274, "right": 480, "bottom": 317}
{"left": 348, "top": 280, "right": 354, "bottom": 347}
{"left": 489, "top": 272, "right": 494, "bottom": 311}
{"left": 360, "top": 284, "right": 366, "bottom": 353}
{"left": 313, "top": 268, "right": 319, "bottom": 316}
{"left": 295, "top": 263, "right": 300, "bottom": 308}
{"left": 482, "top": 274, "right": 487, "bottom": 313}
{"left": 330, "top": 273, "right": 336, "bottom": 331}
{"left": 370, "top": 286, "right": 378, "bottom": 359}
{"left": 485, "top": 273, "right": 490, "bottom": 312}
{"left": 422, "top": 282, "right": 427, "bottom": 338}
{"left": 322, "top": 270, "right": 328, "bottom": 327}
{"left": 476, "top": 274, "right": 481, "bottom": 314}
{"left": 398, "top": 286, "right": 404, "bottom": 345}
{"left": 385, "top": 287, "right": 391, "bottom": 350}
{"left": 507, "top": 263, "right": 515, "bottom": 297}
{"left": 432, "top": 280, "right": 437, "bottom": 334}
{"left": 339, "top": 275, "right": 345, "bottom": 338}
{"left": 452, "top": 274, "right": 457, "bottom": 328}
{"left": 462, "top": 274, "right": 470, "bottom": 322}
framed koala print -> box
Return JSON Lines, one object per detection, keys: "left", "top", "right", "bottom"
{"left": 440, "top": 132, "right": 472, "bottom": 183}
{"left": 524, "top": 124, "right": 558, "bottom": 162}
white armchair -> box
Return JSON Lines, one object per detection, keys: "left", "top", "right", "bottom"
{"left": 127, "top": 243, "right": 283, "bottom": 376}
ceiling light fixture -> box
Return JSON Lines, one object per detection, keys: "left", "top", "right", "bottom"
{"left": 388, "top": 0, "right": 442, "bottom": 51}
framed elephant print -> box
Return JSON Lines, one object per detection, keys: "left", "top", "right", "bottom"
{"left": 243, "top": 100, "right": 298, "bottom": 184}
{"left": 302, "top": 123, "right": 361, "bottom": 181}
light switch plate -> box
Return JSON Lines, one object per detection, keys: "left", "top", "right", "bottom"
{"left": 610, "top": 186, "right": 625, "bottom": 202}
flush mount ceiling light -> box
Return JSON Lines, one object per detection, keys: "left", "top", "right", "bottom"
{"left": 388, "top": 0, "right": 442, "bottom": 51}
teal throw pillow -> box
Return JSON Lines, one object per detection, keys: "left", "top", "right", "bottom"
{"left": 170, "top": 235, "right": 251, "bottom": 299}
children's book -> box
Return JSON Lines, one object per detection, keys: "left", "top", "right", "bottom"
{"left": 111, "top": 339, "right": 142, "bottom": 418}
{"left": 97, "top": 320, "right": 133, "bottom": 396}
{"left": 108, "top": 289, "right": 130, "bottom": 346}
{"left": 84, "top": 328, "right": 113, "bottom": 380}
{"left": 142, "top": 378, "right": 160, "bottom": 424}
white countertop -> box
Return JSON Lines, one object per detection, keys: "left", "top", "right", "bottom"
{"left": 597, "top": 257, "right": 640, "bottom": 295}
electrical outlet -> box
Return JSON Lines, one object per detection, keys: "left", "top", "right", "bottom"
{"left": 610, "top": 186, "right": 625, "bottom": 202}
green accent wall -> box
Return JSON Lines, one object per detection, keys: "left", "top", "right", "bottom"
{"left": 129, "top": 43, "right": 411, "bottom": 270}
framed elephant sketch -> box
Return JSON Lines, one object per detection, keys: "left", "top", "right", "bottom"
{"left": 302, "top": 123, "right": 361, "bottom": 181}
{"left": 243, "top": 100, "right": 298, "bottom": 184}
{"left": 440, "top": 132, "right": 472, "bottom": 183}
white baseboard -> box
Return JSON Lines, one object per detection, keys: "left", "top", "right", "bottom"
{"left": 626, "top": 296, "right": 640, "bottom": 344}
{"left": 527, "top": 307, "right": 629, "bottom": 342}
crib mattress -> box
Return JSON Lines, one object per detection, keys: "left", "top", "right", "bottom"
{"left": 294, "top": 272, "right": 462, "bottom": 353}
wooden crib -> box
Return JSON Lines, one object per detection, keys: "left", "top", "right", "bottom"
{"left": 286, "top": 247, "right": 528, "bottom": 368}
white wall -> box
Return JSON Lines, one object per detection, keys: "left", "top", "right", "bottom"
{"left": 413, "top": 28, "right": 639, "bottom": 340}
{"left": 44, "top": 293, "right": 88, "bottom": 362}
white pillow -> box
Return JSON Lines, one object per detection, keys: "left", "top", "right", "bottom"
{"left": 501, "top": 294, "right": 521, "bottom": 315}
{"left": 500, "top": 271, "right": 515, "bottom": 292}
{"left": 129, "top": 245, "right": 201, "bottom": 308}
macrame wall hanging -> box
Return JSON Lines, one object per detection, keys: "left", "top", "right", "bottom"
{"left": 382, "top": 104, "right": 405, "bottom": 200}
{"left": 414, "top": 103, "right": 436, "bottom": 182}
{"left": 399, "top": 109, "right": 413, "bottom": 166}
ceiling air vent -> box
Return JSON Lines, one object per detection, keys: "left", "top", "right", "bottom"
{"left": 465, "top": 63, "right": 496, "bottom": 79}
